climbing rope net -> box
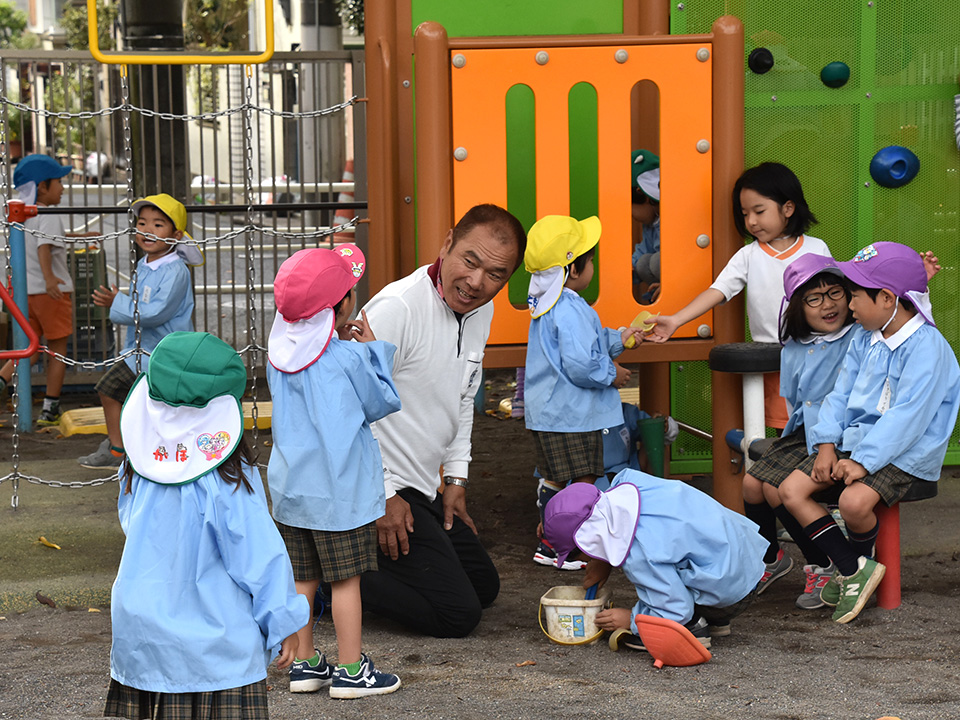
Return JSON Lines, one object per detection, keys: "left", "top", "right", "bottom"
{"left": 0, "top": 65, "right": 361, "bottom": 508}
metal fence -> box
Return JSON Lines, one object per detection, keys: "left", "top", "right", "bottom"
{"left": 0, "top": 49, "right": 368, "bottom": 387}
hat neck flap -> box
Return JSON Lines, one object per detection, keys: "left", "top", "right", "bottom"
{"left": 573, "top": 483, "right": 641, "bottom": 567}
{"left": 268, "top": 308, "right": 335, "bottom": 373}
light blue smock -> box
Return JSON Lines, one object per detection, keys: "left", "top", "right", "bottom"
{"left": 111, "top": 254, "right": 194, "bottom": 373}
{"left": 267, "top": 338, "right": 400, "bottom": 531}
{"left": 525, "top": 288, "right": 625, "bottom": 433}
{"left": 779, "top": 327, "right": 856, "bottom": 453}
{"left": 110, "top": 465, "right": 309, "bottom": 693}
{"left": 610, "top": 470, "right": 766, "bottom": 630}
{"left": 808, "top": 319, "right": 960, "bottom": 480}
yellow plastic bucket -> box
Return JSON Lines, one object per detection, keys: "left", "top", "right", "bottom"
{"left": 538, "top": 585, "right": 612, "bottom": 645}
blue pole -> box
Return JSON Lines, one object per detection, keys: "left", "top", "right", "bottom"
{"left": 8, "top": 222, "right": 33, "bottom": 431}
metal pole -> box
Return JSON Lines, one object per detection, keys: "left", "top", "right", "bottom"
{"left": 8, "top": 221, "right": 32, "bottom": 431}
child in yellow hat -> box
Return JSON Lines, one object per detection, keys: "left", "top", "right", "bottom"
{"left": 78, "top": 194, "right": 200, "bottom": 470}
{"left": 523, "top": 215, "right": 644, "bottom": 562}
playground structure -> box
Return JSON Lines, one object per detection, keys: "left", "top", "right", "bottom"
{"left": 1, "top": 0, "right": 959, "bottom": 519}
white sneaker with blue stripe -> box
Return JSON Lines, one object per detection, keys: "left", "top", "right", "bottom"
{"left": 329, "top": 653, "right": 401, "bottom": 699}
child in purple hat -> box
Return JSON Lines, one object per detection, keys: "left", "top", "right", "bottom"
{"left": 740, "top": 253, "right": 860, "bottom": 609}
{"left": 543, "top": 469, "right": 766, "bottom": 648}
{"left": 780, "top": 242, "right": 960, "bottom": 624}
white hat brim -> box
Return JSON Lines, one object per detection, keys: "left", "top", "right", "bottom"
{"left": 121, "top": 374, "right": 243, "bottom": 485}
{"left": 267, "top": 308, "right": 334, "bottom": 373}
{"left": 528, "top": 266, "right": 566, "bottom": 318}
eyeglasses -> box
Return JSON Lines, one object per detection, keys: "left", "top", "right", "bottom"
{"left": 802, "top": 285, "right": 846, "bottom": 308}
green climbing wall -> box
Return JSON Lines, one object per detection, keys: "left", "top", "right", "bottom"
{"left": 670, "top": 0, "right": 960, "bottom": 471}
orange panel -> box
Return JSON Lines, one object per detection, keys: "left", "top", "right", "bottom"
{"left": 450, "top": 41, "right": 714, "bottom": 346}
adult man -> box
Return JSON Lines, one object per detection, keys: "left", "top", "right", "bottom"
{"left": 360, "top": 204, "right": 526, "bottom": 637}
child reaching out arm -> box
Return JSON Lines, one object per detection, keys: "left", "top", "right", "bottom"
{"left": 523, "top": 215, "right": 643, "bottom": 489}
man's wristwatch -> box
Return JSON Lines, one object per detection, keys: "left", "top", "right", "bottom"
{"left": 443, "top": 476, "right": 468, "bottom": 488}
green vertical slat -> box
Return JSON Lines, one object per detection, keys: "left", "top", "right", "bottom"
{"left": 506, "top": 84, "right": 536, "bottom": 307}
{"left": 568, "top": 82, "right": 600, "bottom": 303}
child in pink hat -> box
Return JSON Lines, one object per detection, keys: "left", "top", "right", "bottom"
{"left": 266, "top": 244, "right": 403, "bottom": 698}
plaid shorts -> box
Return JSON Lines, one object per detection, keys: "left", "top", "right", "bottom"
{"left": 531, "top": 429, "right": 604, "bottom": 485}
{"left": 104, "top": 678, "right": 268, "bottom": 720}
{"left": 276, "top": 520, "right": 378, "bottom": 583}
{"left": 749, "top": 428, "right": 811, "bottom": 488}
{"left": 795, "top": 450, "right": 919, "bottom": 507}
{"left": 95, "top": 361, "right": 138, "bottom": 403}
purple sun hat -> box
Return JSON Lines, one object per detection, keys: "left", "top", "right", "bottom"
{"left": 838, "top": 242, "right": 934, "bottom": 325}
{"left": 783, "top": 253, "right": 844, "bottom": 301}
{"left": 543, "top": 482, "right": 601, "bottom": 569}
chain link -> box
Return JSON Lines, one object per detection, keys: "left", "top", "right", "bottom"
{"left": 0, "top": 472, "right": 118, "bottom": 489}
{"left": 0, "top": 94, "right": 358, "bottom": 124}
{"left": 120, "top": 69, "right": 142, "bottom": 374}
{"left": 242, "top": 68, "right": 261, "bottom": 460}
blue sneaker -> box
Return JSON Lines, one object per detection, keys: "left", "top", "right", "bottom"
{"left": 289, "top": 651, "right": 334, "bottom": 693}
{"left": 329, "top": 653, "right": 401, "bottom": 699}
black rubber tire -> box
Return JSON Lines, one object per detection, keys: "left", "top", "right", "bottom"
{"left": 708, "top": 342, "right": 782, "bottom": 374}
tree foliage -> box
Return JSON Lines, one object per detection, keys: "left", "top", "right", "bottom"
{"left": 185, "top": 0, "right": 251, "bottom": 50}
{"left": 0, "top": 0, "right": 38, "bottom": 48}
{"left": 61, "top": 0, "right": 118, "bottom": 50}
{"left": 337, "top": 0, "right": 363, "bottom": 35}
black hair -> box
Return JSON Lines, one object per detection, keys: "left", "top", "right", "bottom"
{"left": 123, "top": 434, "right": 256, "bottom": 494}
{"left": 779, "top": 272, "right": 853, "bottom": 343}
{"left": 570, "top": 245, "right": 597, "bottom": 276}
{"left": 332, "top": 286, "right": 353, "bottom": 317}
{"left": 632, "top": 186, "right": 659, "bottom": 206}
{"left": 451, "top": 203, "right": 527, "bottom": 271}
{"left": 733, "top": 162, "right": 818, "bottom": 240}
{"left": 848, "top": 283, "right": 915, "bottom": 313}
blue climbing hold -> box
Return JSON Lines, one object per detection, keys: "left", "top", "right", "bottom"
{"left": 820, "top": 61, "right": 850, "bottom": 88}
{"left": 869, "top": 146, "right": 920, "bottom": 188}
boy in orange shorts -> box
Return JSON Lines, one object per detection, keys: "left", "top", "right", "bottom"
{"left": 0, "top": 155, "right": 96, "bottom": 425}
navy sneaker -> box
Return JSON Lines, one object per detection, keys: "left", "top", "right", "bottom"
{"left": 685, "top": 616, "right": 712, "bottom": 649}
{"left": 329, "top": 653, "right": 401, "bottom": 699}
{"left": 289, "top": 651, "right": 334, "bottom": 693}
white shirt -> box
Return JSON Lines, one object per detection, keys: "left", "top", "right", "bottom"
{"left": 363, "top": 263, "right": 490, "bottom": 502}
{"left": 21, "top": 208, "right": 74, "bottom": 295}
{"left": 710, "top": 235, "right": 831, "bottom": 343}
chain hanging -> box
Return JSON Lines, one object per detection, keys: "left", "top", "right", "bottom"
{"left": 120, "top": 67, "right": 142, "bottom": 374}
{"left": 242, "top": 66, "right": 261, "bottom": 461}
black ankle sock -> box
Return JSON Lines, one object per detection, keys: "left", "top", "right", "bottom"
{"left": 848, "top": 521, "right": 879, "bottom": 559}
{"left": 744, "top": 501, "right": 780, "bottom": 563}
{"left": 805, "top": 515, "right": 859, "bottom": 576}
{"left": 774, "top": 505, "right": 831, "bottom": 568}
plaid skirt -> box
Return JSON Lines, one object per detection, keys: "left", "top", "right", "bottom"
{"left": 749, "top": 428, "right": 811, "bottom": 488}
{"left": 103, "top": 678, "right": 268, "bottom": 720}
{"left": 276, "top": 520, "right": 377, "bottom": 583}
{"left": 531, "top": 429, "right": 604, "bottom": 485}
{"left": 795, "top": 450, "right": 919, "bottom": 507}
{"left": 95, "top": 361, "right": 139, "bottom": 403}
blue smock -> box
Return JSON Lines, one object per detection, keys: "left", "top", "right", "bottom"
{"left": 808, "top": 318, "right": 960, "bottom": 480}
{"left": 779, "top": 327, "right": 856, "bottom": 453}
{"left": 111, "top": 254, "right": 194, "bottom": 373}
{"left": 267, "top": 338, "right": 400, "bottom": 531}
{"left": 525, "top": 288, "right": 625, "bottom": 432}
{"left": 110, "top": 465, "right": 309, "bottom": 693}
{"left": 611, "top": 470, "right": 766, "bottom": 630}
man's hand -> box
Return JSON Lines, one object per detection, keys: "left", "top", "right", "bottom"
{"left": 376, "top": 494, "right": 415, "bottom": 560}
{"left": 442, "top": 482, "right": 477, "bottom": 534}
{"left": 92, "top": 284, "right": 118, "bottom": 308}
{"left": 582, "top": 558, "right": 611, "bottom": 591}
{"left": 594, "top": 607, "right": 631, "bottom": 632}
{"left": 832, "top": 459, "right": 868, "bottom": 485}
{"left": 811, "top": 444, "right": 838, "bottom": 484}
{"left": 275, "top": 633, "right": 299, "bottom": 669}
